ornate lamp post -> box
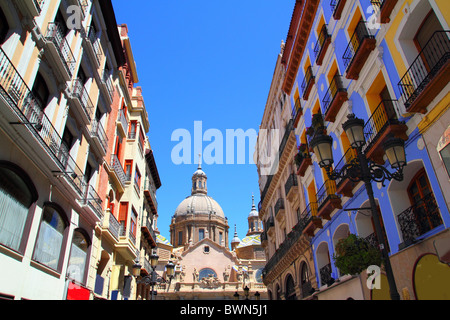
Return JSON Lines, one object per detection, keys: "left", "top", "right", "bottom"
{"left": 132, "top": 251, "right": 175, "bottom": 300}
{"left": 310, "top": 113, "right": 406, "bottom": 300}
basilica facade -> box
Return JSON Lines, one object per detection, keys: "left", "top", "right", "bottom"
{"left": 154, "top": 163, "right": 267, "bottom": 300}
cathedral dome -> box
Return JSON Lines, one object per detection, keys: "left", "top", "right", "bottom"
{"left": 174, "top": 194, "right": 225, "bottom": 218}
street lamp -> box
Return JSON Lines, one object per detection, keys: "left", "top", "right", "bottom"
{"left": 309, "top": 113, "right": 405, "bottom": 300}
{"left": 132, "top": 252, "right": 175, "bottom": 300}
{"left": 234, "top": 291, "right": 240, "bottom": 300}
{"left": 244, "top": 286, "right": 250, "bottom": 300}
{"left": 254, "top": 291, "right": 261, "bottom": 300}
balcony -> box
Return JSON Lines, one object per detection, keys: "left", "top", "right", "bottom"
{"left": 398, "top": 31, "right": 450, "bottom": 114}
{"left": 363, "top": 100, "right": 408, "bottom": 164}
{"left": 334, "top": 148, "right": 358, "bottom": 197}
{"left": 295, "top": 150, "right": 312, "bottom": 177}
{"left": 0, "top": 47, "right": 86, "bottom": 198}
{"left": 16, "top": 0, "right": 45, "bottom": 18}
{"left": 141, "top": 216, "right": 157, "bottom": 248}
{"left": 301, "top": 66, "right": 315, "bottom": 100}
{"left": 110, "top": 154, "right": 127, "bottom": 191}
{"left": 84, "top": 184, "right": 103, "bottom": 220}
{"left": 323, "top": 75, "right": 348, "bottom": 122}
{"left": 266, "top": 216, "right": 275, "bottom": 238}
{"left": 320, "top": 263, "right": 333, "bottom": 287}
{"left": 89, "top": 118, "right": 108, "bottom": 156}
{"left": 44, "top": 23, "right": 76, "bottom": 81}
{"left": 144, "top": 178, "right": 158, "bottom": 215}
{"left": 274, "top": 198, "right": 286, "bottom": 223}
{"left": 302, "top": 202, "right": 322, "bottom": 237}
{"left": 82, "top": 26, "right": 103, "bottom": 68}
{"left": 343, "top": 21, "right": 376, "bottom": 80}
{"left": 314, "top": 24, "right": 331, "bottom": 66}
{"left": 70, "top": 79, "right": 94, "bottom": 126}
{"left": 116, "top": 221, "right": 138, "bottom": 261}
{"left": 292, "top": 98, "right": 303, "bottom": 128}
{"left": 370, "top": 0, "right": 398, "bottom": 24}
{"left": 101, "top": 69, "right": 114, "bottom": 104}
{"left": 398, "top": 192, "right": 443, "bottom": 250}
{"left": 117, "top": 109, "right": 128, "bottom": 137}
{"left": 285, "top": 173, "right": 299, "bottom": 202}
{"left": 330, "top": 0, "right": 347, "bottom": 20}
{"left": 101, "top": 209, "right": 120, "bottom": 242}
{"left": 67, "top": 0, "right": 89, "bottom": 20}
{"left": 316, "top": 179, "right": 342, "bottom": 221}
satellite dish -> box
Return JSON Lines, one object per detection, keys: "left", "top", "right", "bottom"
{"left": 433, "top": 238, "right": 450, "bottom": 265}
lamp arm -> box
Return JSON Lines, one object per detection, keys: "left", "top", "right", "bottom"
{"left": 368, "top": 163, "right": 404, "bottom": 186}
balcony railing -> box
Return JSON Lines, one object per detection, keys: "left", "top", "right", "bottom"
{"left": 323, "top": 75, "right": 348, "bottom": 122}
{"left": 111, "top": 154, "right": 127, "bottom": 187}
{"left": 398, "top": 31, "right": 450, "bottom": 114}
{"left": 363, "top": 100, "right": 407, "bottom": 163}
{"left": 144, "top": 178, "right": 158, "bottom": 214}
{"left": 316, "top": 179, "right": 341, "bottom": 220}
{"left": 343, "top": 21, "right": 376, "bottom": 80}
{"left": 274, "top": 198, "right": 285, "bottom": 218}
{"left": 0, "top": 47, "right": 85, "bottom": 197}
{"left": 292, "top": 98, "right": 302, "bottom": 127}
{"left": 85, "top": 184, "right": 103, "bottom": 219}
{"left": 301, "top": 66, "right": 315, "bottom": 100}
{"left": 278, "top": 119, "right": 294, "bottom": 161}
{"left": 117, "top": 108, "right": 128, "bottom": 135}
{"left": 87, "top": 26, "right": 102, "bottom": 65}
{"left": 285, "top": 173, "right": 298, "bottom": 199}
{"left": 370, "top": 0, "right": 399, "bottom": 24}
{"left": 45, "top": 23, "right": 76, "bottom": 78}
{"left": 71, "top": 79, "right": 94, "bottom": 123}
{"left": 320, "top": 263, "right": 333, "bottom": 286}
{"left": 334, "top": 147, "right": 358, "bottom": 197}
{"left": 398, "top": 192, "right": 443, "bottom": 246}
{"left": 102, "top": 70, "right": 114, "bottom": 102}
{"left": 314, "top": 24, "right": 331, "bottom": 65}
{"left": 330, "top": 0, "right": 347, "bottom": 19}
{"left": 90, "top": 118, "right": 108, "bottom": 154}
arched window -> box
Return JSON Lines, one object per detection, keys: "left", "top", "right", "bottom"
{"left": 300, "top": 262, "right": 312, "bottom": 298}
{"left": 0, "top": 162, "right": 38, "bottom": 252}
{"left": 198, "top": 268, "right": 217, "bottom": 282}
{"left": 33, "top": 203, "right": 69, "bottom": 271}
{"left": 255, "top": 268, "right": 263, "bottom": 283}
{"left": 67, "top": 229, "right": 91, "bottom": 284}
{"left": 285, "top": 274, "right": 297, "bottom": 300}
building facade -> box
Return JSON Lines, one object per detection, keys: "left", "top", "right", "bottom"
{"left": 0, "top": 0, "right": 160, "bottom": 300}
{"left": 256, "top": 0, "right": 450, "bottom": 300}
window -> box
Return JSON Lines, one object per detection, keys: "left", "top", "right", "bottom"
{"left": 31, "top": 72, "right": 50, "bottom": 110}
{"left": 118, "top": 202, "right": 128, "bottom": 236}
{"left": 0, "top": 7, "right": 9, "bottom": 45}
{"left": 255, "top": 268, "right": 263, "bottom": 283}
{"left": 198, "top": 268, "right": 217, "bottom": 281}
{"left": 178, "top": 231, "right": 183, "bottom": 246}
{"left": 0, "top": 162, "right": 38, "bottom": 252}
{"left": 130, "top": 208, "right": 137, "bottom": 238}
{"left": 129, "top": 120, "right": 137, "bottom": 139}
{"left": 439, "top": 141, "right": 450, "bottom": 178}
{"left": 219, "top": 232, "right": 223, "bottom": 244}
{"left": 203, "top": 245, "right": 210, "bottom": 253}
{"left": 199, "top": 229, "right": 205, "bottom": 241}
{"left": 67, "top": 229, "right": 91, "bottom": 284}
{"left": 134, "top": 167, "right": 141, "bottom": 191}
{"left": 33, "top": 203, "right": 69, "bottom": 271}
{"left": 124, "top": 160, "right": 132, "bottom": 181}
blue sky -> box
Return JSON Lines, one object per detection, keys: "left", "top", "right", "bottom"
{"left": 111, "top": 1, "right": 294, "bottom": 243}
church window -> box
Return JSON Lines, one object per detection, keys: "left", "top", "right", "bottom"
{"left": 199, "top": 228, "right": 205, "bottom": 241}
{"left": 198, "top": 268, "right": 217, "bottom": 282}
{"left": 203, "top": 245, "right": 210, "bottom": 253}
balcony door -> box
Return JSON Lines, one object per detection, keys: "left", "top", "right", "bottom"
{"left": 407, "top": 169, "right": 442, "bottom": 235}
{"left": 414, "top": 10, "right": 444, "bottom": 72}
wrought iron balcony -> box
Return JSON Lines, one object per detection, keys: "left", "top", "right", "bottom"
{"left": 0, "top": 47, "right": 85, "bottom": 197}
{"left": 141, "top": 216, "right": 157, "bottom": 248}
{"left": 398, "top": 31, "right": 450, "bottom": 114}
{"left": 102, "top": 209, "right": 120, "bottom": 241}
{"left": 370, "top": 0, "right": 398, "bottom": 24}
{"left": 320, "top": 263, "right": 333, "bottom": 287}
{"left": 117, "top": 108, "right": 128, "bottom": 137}
{"left": 292, "top": 98, "right": 303, "bottom": 128}
{"left": 398, "top": 192, "right": 443, "bottom": 249}
{"left": 343, "top": 21, "right": 376, "bottom": 80}
{"left": 363, "top": 100, "right": 408, "bottom": 164}
{"left": 144, "top": 178, "right": 158, "bottom": 215}
{"left": 330, "top": 0, "right": 347, "bottom": 20}
{"left": 314, "top": 24, "right": 331, "bottom": 66}
{"left": 110, "top": 154, "right": 127, "bottom": 187}
{"left": 102, "top": 69, "right": 114, "bottom": 103}
{"left": 90, "top": 118, "right": 108, "bottom": 155}
{"left": 44, "top": 22, "right": 76, "bottom": 80}
{"left": 278, "top": 119, "right": 294, "bottom": 161}
{"left": 285, "top": 173, "right": 298, "bottom": 202}
{"left": 84, "top": 184, "right": 103, "bottom": 219}
{"left": 295, "top": 150, "right": 312, "bottom": 177}
{"left": 274, "top": 198, "right": 285, "bottom": 219}
{"left": 323, "top": 75, "right": 348, "bottom": 122}
{"left": 334, "top": 148, "right": 358, "bottom": 197}
{"left": 71, "top": 79, "right": 94, "bottom": 125}
{"left": 302, "top": 202, "right": 321, "bottom": 237}
{"left": 83, "top": 26, "right": 103, "bottom": 67}
{"left": 316, "top": 179, "right": 342, "bottom": 220}
{"left": 301, "top": 66, "right": 315, "bottom": 100}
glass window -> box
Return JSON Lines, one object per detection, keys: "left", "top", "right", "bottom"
{"left": 199, "top": 229, "right": 204, "bottom": 241}
{"left": 440, "top": 144, "right": 450, "bottom": 177}
{"left": 67, "top": 229, "right": 90, "bottom": 283}
{"left": 198, "top": 268, "right": 217, "bottom": 281}
{"left": 0, "top": 164, "right": 37, "bottom": 252}
{"left": 33, "top": 204, "right": 68, "bottom": 270}
{"left": 255, "top": 268, "right": 263, "bottom": 283}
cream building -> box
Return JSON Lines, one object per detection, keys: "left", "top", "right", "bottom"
{"left": 155, "top": 163, "right": 267, "bottom": 300}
